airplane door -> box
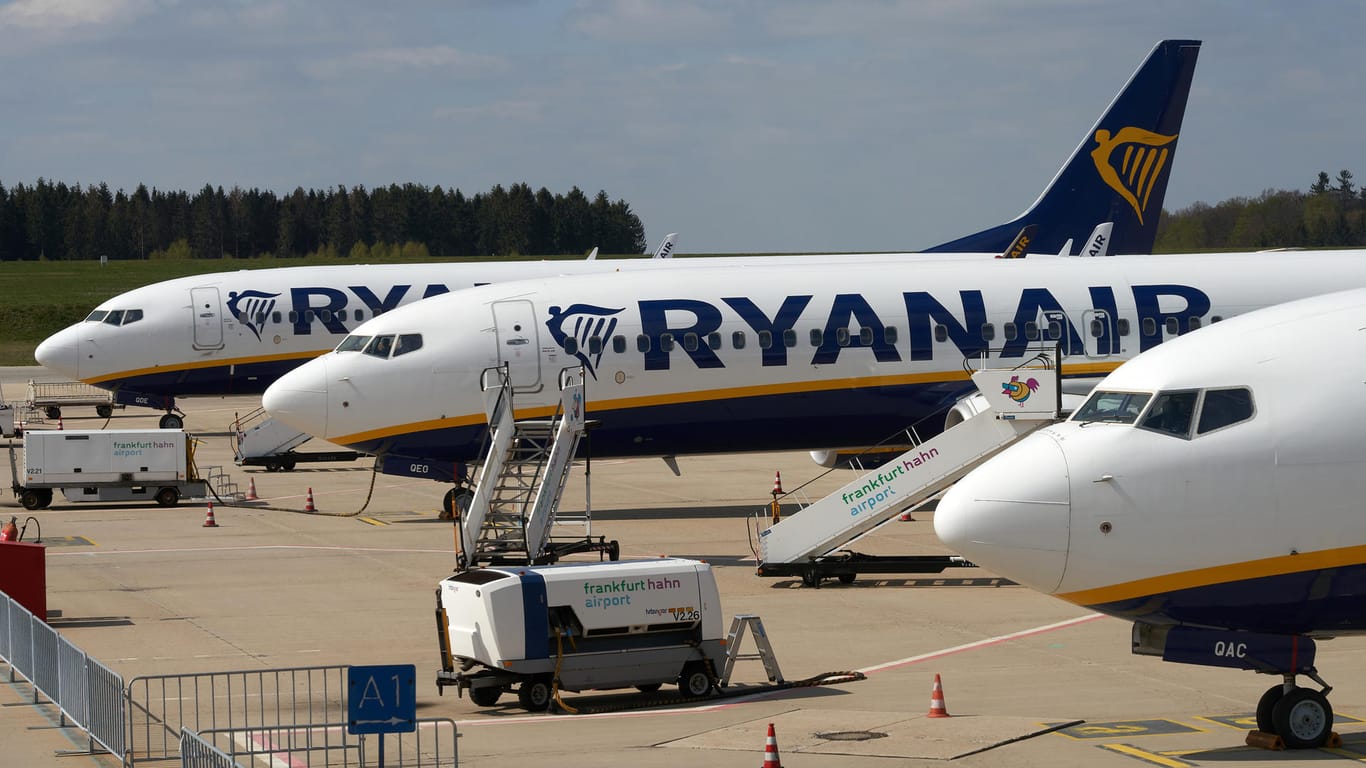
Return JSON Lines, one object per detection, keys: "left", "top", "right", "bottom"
{"left": 1081, "top": 309, "right": 1112, "bottom": 359}
{"left": 492, "top": 300, "right": 542, "bottom": 392}
{"left": 190, "top": 287, "right": 224, "bottom": 350}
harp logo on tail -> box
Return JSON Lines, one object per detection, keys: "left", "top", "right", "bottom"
{"left": 1090, "top": 126, "right": 1178, "bottom": 225}
{"left": 226, "top": 289, "right": 281, "bottom": 342}
{"left": 545, "top": 303, "right": 625, "bottom": 380}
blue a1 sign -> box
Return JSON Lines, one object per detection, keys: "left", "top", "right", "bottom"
{"left": 348, "top": 664, "right": 417, "bottom": 735}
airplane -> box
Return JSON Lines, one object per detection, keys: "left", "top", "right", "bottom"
{"left": 262, "top": 249, "right": 1366, "bottom": 517}
{"left": 933, "top": 285, "right": 1366, "bottom": 749}
{"left": 34, "top": 39, "right": 1200, "bottom": 428}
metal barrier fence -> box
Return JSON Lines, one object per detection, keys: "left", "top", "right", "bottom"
{"left": 191, "top": 718, "right": 459, "bottom": 767}
{"left": 8, "top": 597, "right": 35, "bottom": 687}
{"left": 179, "top": 730, "right": 239, "bottom": 768}
{"left": 126, "top": 665, "right": 349, "bottom": 765}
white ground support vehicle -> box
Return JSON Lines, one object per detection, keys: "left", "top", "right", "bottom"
{"left": 435, "top": 558, "right": 726, "bottom": 711}
{"left": 9, "top": 429, "right": 207, "bottom": 510}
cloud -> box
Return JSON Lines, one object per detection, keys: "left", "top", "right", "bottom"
{"left": 0, "top": 0, "right": 155, "bottom": 30}
{"left": 568, "top": 0, "right": 726, "bottom": 41}
{"left": 304, "top": 45, "right": 504, "bottom": 79}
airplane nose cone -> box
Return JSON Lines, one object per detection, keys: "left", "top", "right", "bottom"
{"left": 34, "top": 326, "right": 79, "bottom": 378}
{"left": 262, "top": 358, "right": 329, "bottom": 437}
{"left": 935, "top": 431, "right": 1071, "bottom": 594}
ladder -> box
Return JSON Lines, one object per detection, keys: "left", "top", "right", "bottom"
{"left": 461, "top": 365, "right": 587, "bottom": 568}
{"left": 720, "top": 615, "right": 784, "bottom": 685}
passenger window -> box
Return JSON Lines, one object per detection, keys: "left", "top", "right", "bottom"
{"left": 1139, "top": 390, "right": 1198, "bottom": 438}
{"left": 563, "top": 337, "right": 579, "bottom": 355}
{"left": 636, "top": 334, "right": 650, "bottom": 353}
{"left": 1003, "top": 322, "right": 1017, "bottom": 341}
{"left": 612, "top": 335, "right": 626, "bottom": 354}
{"left": 363, "top": 334, "right": 395, "bottom": 359}
{"left": 1188, "top": 316, "right": 1201, "bottom": 330}
{"left": 320, "top": 310, "right": 332, "bottom": 323}
{"left": 336, "top": 310, "right": 347, "bottom": 322}
{"left": 336, "top": 335, "right": 370, "bottom": 352}
{"left": 981, "top": 323, "right": 995, "bottom": 342}
{"left": 123, "top": 309, "right": 143, "bottom": 325}
{"left": 836, "top": 328, "right": 851, "bottom": 347}
{"left": 660, "top": 333, "right": 675, "bottom": 352}
{"left": 273, "top": 311, "right": 283, "bottom": 324}
{"left": 707, "top": 332, "right": 721, "bottom": 350}
{"left": 1197, "top": 388, "right": 1254, "bottom": 434}
{"left": 1090, "top": 319, "right": 1104, "bottom": 338}
{"left": 304, "top": 310, "right": 315, "bottom": 323}
{"left": 758, "top": 330, "right": 773, "bottom": 349}
{"left": 1074, "top": 391, "right": 1152, "bottom": 424}
{"left": 1047, "top": 320, "right": 1062, "bottom": 340}
{"left": 782, "top": 329, "right": 797, "bottom": 348}
{"left": 732, "top": 331, "right": 747, "bottom": 350}
{"left": 393, "top": 334, "right": 423, "bottom": 357}
{"left": 255, "top": 313, "right": 267, "bottom": 326}
{"left": 682, "top": 333, "right": 698, "bottom": 352}
{"left": 85, "top": 310, "right": 108, "bottom": 322}
{"left": 859, "top": 327, "right": 873, "bottom": 345}
{"left": 354, "top": 310, "right": 365, "bottom": 322}
{"left": 884, "top": 327, "right": 898, "bottom": 345}
{"left": 809, "top": 329, "right": 823, "bottom": 347}
{"left": 1024, "top": 321, "right": 1039, "bottom": 340}
{"left": 588, "top": 336, "right": 603, "bottom": 355}
{"left": 1117, "top": 318, "right": 1130, "bottom": 336}
{"left": 1211, "top": 315, "right": 1223, "bottom": 323}
{"left": 1165, "top": 317, "right": 1180, "bottom": 335}
{"left": 1142, "top": 318, "right": 1156, "bottom": 337}
{"left": 934, "top": 324, "right": 948, "bottom": 342}
{"left": 103, "top": 310, "right": 124, "bottom": 326}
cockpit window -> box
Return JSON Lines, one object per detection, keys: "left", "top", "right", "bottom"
{"left": 1197, "top": 387, "right": 1254, "bottom": 434}
{"left": 1073, "top": 391, "right": 1152, "bottom": 424}
{"left": 336, "top": 335, "right": 370, "bottom": 353}
{"left": 122, "top": 309, "right": 143, "bottom": 325}
{"left": 363, "top": 334, "right": 395, "bottom": 359}
{"left": 1139, "top": 390, "right": 1198, "bottom": 438}
{"left": 393, "top": 334, "right": 423, "bottom": 357}
{"left": 86, "top": 310, "right": 108, "bottom": 323}
{"left": 103, "top": 310, "right": 125, "bottom": 326}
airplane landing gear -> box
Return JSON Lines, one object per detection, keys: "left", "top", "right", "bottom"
{"left": 441, "top": 486, "right": 473, "bottom": 521}
{"left": 1256, "top": 670, "right": 1335, "bottom": 749}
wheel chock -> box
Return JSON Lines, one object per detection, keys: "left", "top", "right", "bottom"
{"left": 1245, "top": 730, "right": 1284, "bottom": 750}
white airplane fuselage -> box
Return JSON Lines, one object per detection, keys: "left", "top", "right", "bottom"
{"left": 263, "top": 251, "right": 1366, "bottom": 473}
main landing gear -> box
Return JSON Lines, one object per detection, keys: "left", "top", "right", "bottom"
{"left": 1255, "top": 671, "right": 1335, "bottom": 749}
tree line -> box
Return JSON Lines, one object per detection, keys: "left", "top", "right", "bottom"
{"left": 0, "top": 180, "right": 648, "bottom": 261}
{"left": 1155, "top": 170, "right": 1366, "bottom": 251}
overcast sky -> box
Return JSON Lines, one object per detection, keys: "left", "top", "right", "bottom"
{"left": 1, "top": 1, "right": 1360, "bottom": 253}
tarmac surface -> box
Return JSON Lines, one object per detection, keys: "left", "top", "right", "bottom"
{"left": 5, "top": 365, "right": 1366, "bottom": 766}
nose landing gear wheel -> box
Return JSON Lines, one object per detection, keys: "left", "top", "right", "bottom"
{"left": 1255, "top": 684, "right": 1283, "bottom": 734}
{"left": 1272, "top": 687, "right": 1333, "bottom": 749}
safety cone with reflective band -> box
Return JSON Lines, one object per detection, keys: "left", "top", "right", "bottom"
{"left": 771, "top": 471, "right": 783, "bottom": 496}
{"left": 305, "top": 487, "right": 316, "bottom": 512}
{"left": 927, "top": 673, "right": 950, "bottom": 718}
{"left": 899, "top": 507, "right": 915, "bottom": 522}
{"left": 57, "top": 417, "right": 64, "bottom": 430}
{"left": 202, "top": 501, "right": 219, "bottom": 528}
{"left": 245, "top": 477, "right": 258, "bottom": 501}
{"left": 761, "top": 722, "right": 783, "bottom": 768}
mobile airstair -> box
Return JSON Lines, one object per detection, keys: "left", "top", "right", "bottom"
{"left": 458, "top": 365, "right": 617, "bottom": 570}
{"left": 755, "top": 355, "right": 1063, "bottom": 586}
{"left": 231, "top": 407, "right": 364, "bottom": 471}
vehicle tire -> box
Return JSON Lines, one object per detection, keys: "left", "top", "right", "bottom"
{"left": 20, "top": 488, "right": 44, "bottom": 511}
{"left": 1272, "top": 687, "right": 1333, "bottom": 749}
{"left": 159, "top": 413, "right": 183, "bottom": 430}
{"left": 837, "top": 572, "right": 856, "bottom": 585}
{"left": 45, "top": 406, "right": 61, "bottom": 420}
{"left": 607, "top": 540, "right": 620, "bottom": 561}
{"left": 678, "top": 662, "right": 713, "bottom": 698}
{"left": 517, "top": 677, "right": 553, "bottom": 712}
{"left": 469, "top": 686, "right": 502, "bottom": 707}
{"left": 442, "top": 487, "right": 473, "bottom": 520}
{"left": 96, "top": 405, "right": 113, "bottom": 418}
{"left": 155, "top": 487, "right": 180, "bottom": 507}
{"left": 635, "top": 683, "right": 662, "bottom": 694}
{"left": 264, "top": 461, "right": 281, "bottom": 472}
{"left": 281, "top": 460, "right": 297, "bottom": 472}
{"left": 801, "top": 570, "right": 819, "bottom": 588}
{"left": 1256, "top": 684, "right": 1284, "bottom": 733}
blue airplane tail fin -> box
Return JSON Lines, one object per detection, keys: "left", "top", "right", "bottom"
{"left": 925, "top": 39, "right": 1200, "bottom": 256}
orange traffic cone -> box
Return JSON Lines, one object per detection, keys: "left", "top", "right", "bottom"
{"left": 202, "top": 501, "right": 219, "bottom": 528}
{"left": 761, "top": 722, "right": 783, "bottom": 768}
{"left": 899, "top": 507, "right": 915, "bottom": 522}
{"left": 772, "top": 471, "right": 783, "bottom": 496}
{"left": 305, "top": 487, "right": 316, "bottom": 512}
{"left": 927, "top": 673, "right": 951, "bottom": 718}
{"left": 57, "top": 417, "right": 64, "bottom": 430}
{"left": 245, "top": 477, "right": 258, "bottom": 501}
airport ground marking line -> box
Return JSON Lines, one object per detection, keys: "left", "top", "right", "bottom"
{"left": 857, "top": 612, "right": 1105, "bottom": 675}
{"left": 1099, "top": 743, "right": 1194, "bottom": 768}
{"left": 47, "top": 544, "right": 454, "bottom": 557}
{"left": 1325, "top": 747, "right": 1366, "bottom": 763}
